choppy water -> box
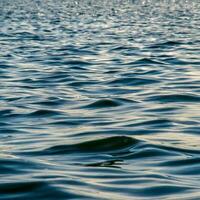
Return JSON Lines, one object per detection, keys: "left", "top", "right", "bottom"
{"left": 1, "top": 0, "right": 200, "bottom": 199}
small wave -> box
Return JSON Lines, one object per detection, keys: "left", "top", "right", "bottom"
{"left": 0, "top": 157, "right": 43, "bottom": 174}
{"left": 148, "top": 40, "right": 184, "bottom": 49}
{"left": 82, "top": 99, "right": 122, "bottom": 109}
{"left": 43, "top": 136, "right": 139, "bottom": 155}
{"left": 125, "top": 58, "right": 165, "bottom": 66}
{"left": 0, "top": 180, "right": 81, "bottom": 199}
{"left": 0, "top": 109, "right": 13, "bottom": 117}
{"left": 28, "top": 109, "right": 62, "bottom": 117}
{"left": 68, "top": 80, "right": 99, "bottom": 87}
{"left": 108, "top": 77, "right": 159, "bottom": 86}
{"left": 50, "top": 119, "right": 91, "bottom": 126}
{"left": 62, "top": 60, "right": 92, "bottom": 66}
{"left": 34, "top": 99, "right": 66, "bottom": 106}
{"left": 125, "top": 118, "right": 173, "bottom": 128}
{"left": 0, "top": 181, "right": 46, "bottom": 194}
{"left": 148, "top": 94, "right": 200, "bottom": 103}
{"left": 160, "top": 157, "right": 200, "bottom": 167}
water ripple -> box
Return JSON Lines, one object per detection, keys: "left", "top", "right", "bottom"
{"left": 1, "top": 0, "right": 200, "bottom": 199}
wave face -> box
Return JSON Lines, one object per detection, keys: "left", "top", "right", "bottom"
{"left": 1, "top": 0, "right": 200, "bottom": 199}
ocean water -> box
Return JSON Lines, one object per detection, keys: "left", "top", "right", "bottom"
{"left": 0, "top": 0, "right": 200, "bottom": 199}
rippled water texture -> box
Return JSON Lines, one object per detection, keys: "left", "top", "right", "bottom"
{"left": 1, "top": 0, "right": 200, "bottom": 199}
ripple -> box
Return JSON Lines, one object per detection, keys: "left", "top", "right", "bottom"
{"left": 0, "top": 180, "right": 83, "bottom": 199}
{"left": 0, "top": 157, "right": 43, "bottom": 174}
{"left": 160, "top": 157, "right": 200, "bottom": 167}
{"left": 1, "top": 0, "right": 200, "bottom": 199}
{"left": 28, "top": 109, "right": 62, "bottom": 117}
{"left": 44, "top": 136, "right": 139, "bottom": 155}
{"left": 83, "top": 99, "right": 122, "bottom": 109}
{"left": 34, "top": 98, "right": 66, "bottom": 106}
{"left": 148, "top": 94, "right": 200, "bottom": 103}
{"left": 108, "top": 77, "right": 159, "bottom": 86}
{"left": 125, "top": 118, "right": 173, "bottom": 128}
{"left": 127, "top": 58, "right": 165, "bottom": 65}
{"left": 148, "top": 40, "right": 184, "bottom": 49}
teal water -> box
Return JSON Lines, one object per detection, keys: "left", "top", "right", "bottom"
{"left": 0, "top": 0, "right": 200, "bottom": 199}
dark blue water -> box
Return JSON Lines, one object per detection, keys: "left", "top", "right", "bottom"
{"left": 1, "top": 0, "right": 200, "bottom": 199}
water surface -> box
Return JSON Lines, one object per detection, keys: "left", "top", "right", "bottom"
{"left": 1, "top": 0, "right": 200, "bottom": 199}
